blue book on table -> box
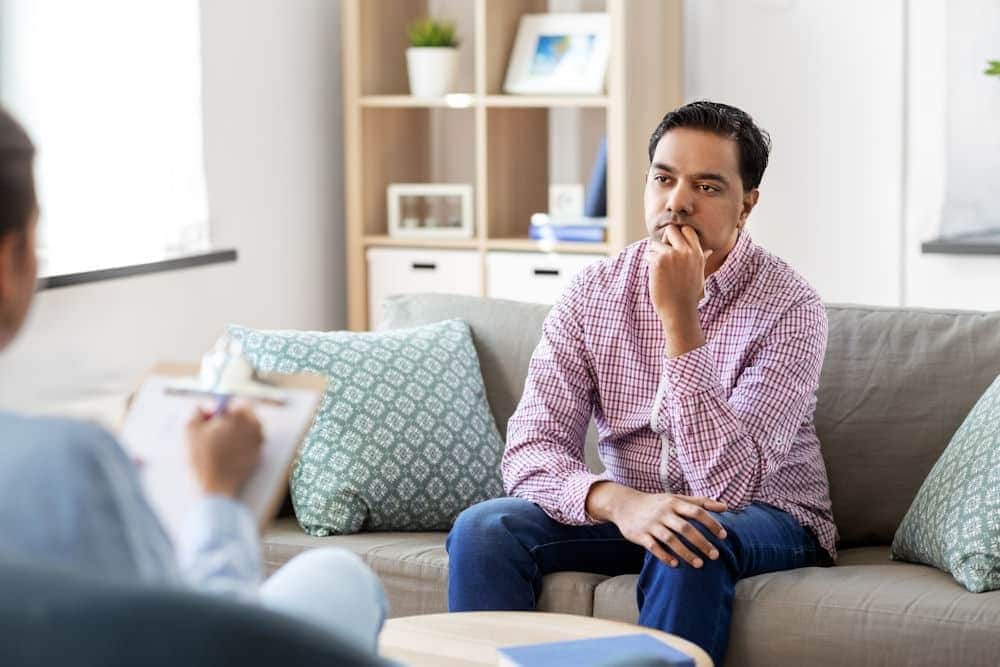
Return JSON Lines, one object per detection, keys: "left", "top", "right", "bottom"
{"left": 497, "top": 633, "right": 696, "bottom": 667}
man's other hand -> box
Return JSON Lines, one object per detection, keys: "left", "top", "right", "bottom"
{"left": 587, "top": 482, "right": 727, "bottom": 568}
{"left": 187, "top": 403, "right": 263, "bottom": 498}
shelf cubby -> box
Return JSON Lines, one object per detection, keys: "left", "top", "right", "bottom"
{"left": 344, "top": 0, "right": 683, "bottom": 329}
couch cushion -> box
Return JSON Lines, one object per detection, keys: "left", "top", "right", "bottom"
{"left": 819, "top": 306, "right": 1000, "bottom": 547}
{"left": 381, "top": 294, "right": 608, "bottom": 470}
{"left": 592, "top": 546, "right": 1000, "bottom": 666}
{"left": 262, "top": 520, "right": 605, "bottom": 618}
{"left": 380, "top": 294, "right": 551, "bottom": 441}
{"left": 228, "top": 320, "right": 505, "bottom": 535}
{"left": 891, "top": 373, "right": 1000, "bottom": 592}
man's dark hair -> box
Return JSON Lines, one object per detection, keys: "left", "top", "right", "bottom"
{"left": 647, "top": 100, "right": 772, "bottom": 192}
{"left": 0, "top": 106, "right": 37, "bottom": 238}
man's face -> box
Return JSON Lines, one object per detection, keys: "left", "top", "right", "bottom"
{"left": 643, "top": 127, "right": 758, "bottom": 275}
{"left": 0, "top": 210, "right": 38, "bottom": 351}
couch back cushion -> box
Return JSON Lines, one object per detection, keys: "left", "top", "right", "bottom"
{"left": 818, "top": 305, "right": 1000, "bottom": 546}
{"left": 382, "top": 295, "right": 1000, "bottom": 548}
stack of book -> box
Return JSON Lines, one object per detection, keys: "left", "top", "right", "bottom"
{"left": 529, "top": 136, "right": 608, "bottom": 243}
{"left": 529, "top": 213, "right": 607, "bottom": 243}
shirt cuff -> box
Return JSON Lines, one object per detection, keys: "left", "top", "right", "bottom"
{"left": 176, "top": 494, "right": 262, "bottom": 595}
{"left": 561, "top": 469, "right": 614, "bottom": 525}
{"left": 663, "top": 343, "right": 719, "bottom": 398}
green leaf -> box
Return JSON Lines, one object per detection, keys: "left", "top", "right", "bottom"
{"left": 986, "top": 60, "right": 1000, "bottom": 77}
{"left": 407, "top": 18, "right": 459, "bottom": 48}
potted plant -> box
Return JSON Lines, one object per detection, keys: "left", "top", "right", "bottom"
{"left": 406, "top": 18, "right": 459, "bottom": 98}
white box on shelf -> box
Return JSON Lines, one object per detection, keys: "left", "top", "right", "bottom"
{"left": 366, "top": 247, "right": 482, "bottom": 329}
{"left": 486, "top": 251, "right": 604, "bottom": 305}
{"left": 387, "top": 183, "right": 475, "bottom": 239}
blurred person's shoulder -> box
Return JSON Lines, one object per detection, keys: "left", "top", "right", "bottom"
{"left": 0, "top": 410, "right": 128, "bottom": 474}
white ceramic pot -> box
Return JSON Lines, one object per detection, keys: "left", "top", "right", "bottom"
{"left": 406, "top": 47, "right": 458, "bottom": 97}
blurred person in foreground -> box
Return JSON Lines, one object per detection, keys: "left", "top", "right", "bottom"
{"left": 0, "top": 106, "right": 387, "bottom": 656}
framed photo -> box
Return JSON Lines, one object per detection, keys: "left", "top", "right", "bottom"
{"left": 503, "top": 13, "right": 610, "bottom": 95}
{"left": 548, "top": 183, "right": 585, "bottom": 218}
{"left": 387, "top": 183, "right": 474, "bottom": 239}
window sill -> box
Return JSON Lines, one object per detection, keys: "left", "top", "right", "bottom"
{"left": 921, "top": 230, "right": 1000, "bottom": 256}
{"left": 37, "top": 248, "right": 238, "bottom": 290}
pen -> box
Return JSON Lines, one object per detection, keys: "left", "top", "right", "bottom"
{"left": 207, "top": 394, "right": 230, "bottom": 420}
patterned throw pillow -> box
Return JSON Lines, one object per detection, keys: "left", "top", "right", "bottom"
{"left": 227, "top": 319, "right": 505, "bottom": 536}
{"left": 890, "top": 374, "right": 1000, "bottom": 592}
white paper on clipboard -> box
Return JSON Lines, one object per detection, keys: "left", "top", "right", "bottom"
{"left": 119, "top": 373, "right": 324, "bottom": 544}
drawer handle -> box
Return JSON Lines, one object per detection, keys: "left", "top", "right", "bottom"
{"left": 533, "top": 268, "right": 560, "bottom": 277}
{"left": 411, "top": 262, "right": 437, "bottom": 271}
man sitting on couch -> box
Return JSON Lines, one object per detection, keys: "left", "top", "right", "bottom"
{"left": 448, "top": 101, "right": 837, "bottom": 665}
{"left": 0, "top": 107, "right": 386, "bottom": 656}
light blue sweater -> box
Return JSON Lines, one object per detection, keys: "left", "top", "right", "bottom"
{"left": 0, "top": 411, "right": 261, "bottom": 598}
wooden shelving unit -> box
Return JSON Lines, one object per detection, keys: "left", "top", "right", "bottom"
{"left": 343, "top": 0, "right": 683, "bottom": 330}
{"left": 362, "top": 235, "right": 480, "bottom": 250}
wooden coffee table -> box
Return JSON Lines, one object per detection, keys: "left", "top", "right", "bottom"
{"left": 378, "top": 611, "right": 713, "bottom": 666}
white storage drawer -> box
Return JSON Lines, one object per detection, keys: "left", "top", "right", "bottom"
{"left": 367, "top": 247, "right": 482, "bottom": 328}
{"left": 486, "top": 251, "right": 605, "bottom": 305}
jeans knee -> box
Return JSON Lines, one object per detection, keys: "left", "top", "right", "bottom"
{"left": 447, "top": 497, "right": 534, "bottom": 557}
{"left": 450, "top": 498, "right": 519, "bottom": 542}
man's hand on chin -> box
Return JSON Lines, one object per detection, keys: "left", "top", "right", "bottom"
{"left": 646, "top": 223, "right": 712, "bottom": 358}
{"left": 586, "top": 481, "right": 728, "bottom": 569}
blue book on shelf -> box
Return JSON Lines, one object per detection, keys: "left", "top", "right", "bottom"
{"left": 529, "top": 225, "right": 606, "bottom": 242}
{"left": 584, "top": 136, "right": 607, "bottom": 217}
{"left": 497, "top": 633, "right": 695, "bottom": 667}
{"left": 529, "top": 214, "right": 607, "bottom": 242}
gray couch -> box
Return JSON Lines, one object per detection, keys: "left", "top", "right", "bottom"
{"left": 263, "top": 294, "right": 1000, "bottom": 666}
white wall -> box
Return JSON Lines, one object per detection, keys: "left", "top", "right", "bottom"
{"left": 904, "top": 0, "right": 1000, "bottom": 310}
{"left": 685, "top": 0, "right": 1000, "bottom": 311}
{"left": 3, "top": 0, "right": 997, "bottom": 415}
{"left": 684, "top": 0, "right": 905, "bottom": 306}
{"left": 0, "top": 0, "right": 346, "bottom": 412}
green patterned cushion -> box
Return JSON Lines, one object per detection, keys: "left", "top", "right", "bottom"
{"left": 226, "top": 319, "right": 505, "bottom": 536}
{"left": 890, "top": 374, "right": 1000, "bottom": 592}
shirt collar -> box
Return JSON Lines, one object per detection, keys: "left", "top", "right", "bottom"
{"left": 705, "top": 229, "right": 754, "bottom": 300}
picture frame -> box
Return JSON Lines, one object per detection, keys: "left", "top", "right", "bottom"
{"left": 387, "top": 183, "right": 475, "bottom": 239}
{"left": 549, "top": 184, "right": 585, "bottom": 218}
{"left": 502, "top": 13, "right": 611, "bottom": 95}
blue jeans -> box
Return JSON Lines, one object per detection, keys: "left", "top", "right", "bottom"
{"left": 447, "top": 497, "right": 828, "bottom": 666}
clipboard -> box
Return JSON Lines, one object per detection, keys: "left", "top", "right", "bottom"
{"left": 119, "top": 363, "right": 327, "bottom": 544}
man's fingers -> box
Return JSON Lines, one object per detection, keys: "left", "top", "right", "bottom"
{"left": 641, "top": 535, "right": 677, "bottom": 567}
{"left": 679, "top": 224, "right": 703, "bottom": 251}
{"left": 649, "top": 525, "right": 703, "bottom": 569}
{"left": 673, "top": 500, "right": 728, "bottom": 540}
{"left": 677, "top": 494, "right": 728, "bottom": 514}
{"left": 665, "top": 515, "right": 720, "bottom": 562}
{"left": 663, "top": 224, "right": 688, "bottom": 249}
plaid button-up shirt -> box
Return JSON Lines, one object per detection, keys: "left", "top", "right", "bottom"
{"left": 502, "top": 231, "right": 838, "bottom": 559}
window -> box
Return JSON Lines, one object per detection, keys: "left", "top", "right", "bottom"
{"left": 0, "top": 0, "right": 210, "bottom": 276}
{"left": 941, "top": 0, "right": 1000, "bottom": 238}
